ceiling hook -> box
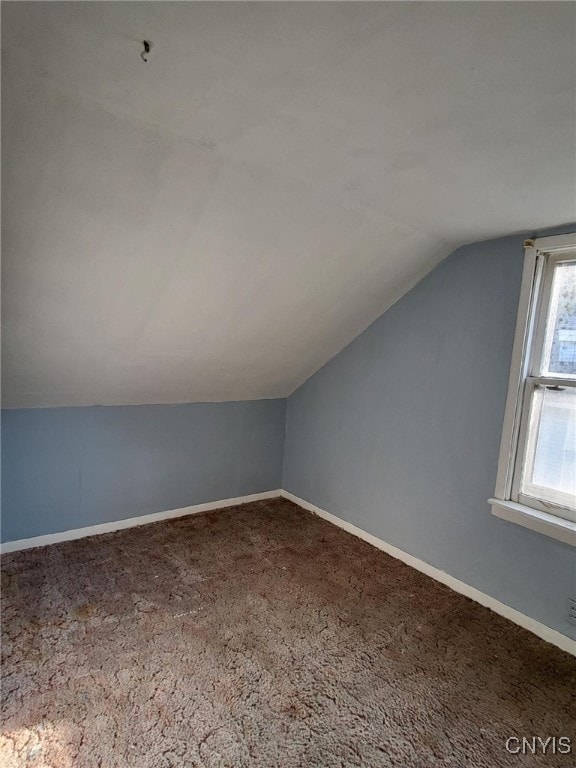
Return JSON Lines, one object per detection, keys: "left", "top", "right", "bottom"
{"left": 141, "top": 40, "right": 151, "bottom": 63}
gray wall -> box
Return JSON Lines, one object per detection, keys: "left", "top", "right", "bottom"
{"left": 283, "top": 227, "right": 576, "bottom": 640}
{"left": 2, "top": 399, "right": 285, "bottom": 542}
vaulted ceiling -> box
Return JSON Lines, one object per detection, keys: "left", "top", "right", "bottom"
{"left": 3, "top": 2, "right": 575, "bottom": 407}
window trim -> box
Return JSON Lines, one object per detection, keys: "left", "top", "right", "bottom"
{"left": 489, "top": 233, "right": 576, "bottom": 547}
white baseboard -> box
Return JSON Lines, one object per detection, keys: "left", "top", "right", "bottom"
{"left": 0, "top": 490, "right": 282, "bottom": 554}
{"left": 281, "top": 490, "right": 576, "bottom": 657}
{"left": 3, "top": 487, "right": 573, "bottom": 656}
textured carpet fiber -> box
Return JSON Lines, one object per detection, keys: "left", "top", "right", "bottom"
{"left": 1, "top": 498, "right": 574, "bottom": 767}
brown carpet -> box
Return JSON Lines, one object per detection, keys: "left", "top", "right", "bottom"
{"left": 1, "top": 498, "right": 574, "bottom": 767}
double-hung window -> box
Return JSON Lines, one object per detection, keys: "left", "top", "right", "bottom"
{"left": 490, "top": 234, "right": 576, "bottom": 546}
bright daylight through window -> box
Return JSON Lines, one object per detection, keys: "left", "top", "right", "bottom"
{"left": 491, "top": 235, "right": 576, "bottom": 545}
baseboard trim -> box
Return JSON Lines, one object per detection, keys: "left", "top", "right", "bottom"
{"left": 3, "top": 488, "right": 573, "bottom": 655}
{"left": 281, "top": 490, "right": 575, "bottom": 657}
{"left": 0, "top": 490, "right": 282, "bottom": 554}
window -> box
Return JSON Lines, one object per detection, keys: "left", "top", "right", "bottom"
{"left": 490, "top": 234, "right": 576, "bottom": 546}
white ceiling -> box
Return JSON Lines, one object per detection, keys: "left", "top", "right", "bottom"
{"left": 2, "top": 2, "right": 575, "bottom": 408}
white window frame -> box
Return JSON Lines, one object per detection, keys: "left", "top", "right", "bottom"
{"left": 489, "top": 233, "right": 576, "bottom": 547}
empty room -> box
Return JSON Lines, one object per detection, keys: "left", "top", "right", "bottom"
{"left": 1, "top": 2, "right": 575, "bottom": 766}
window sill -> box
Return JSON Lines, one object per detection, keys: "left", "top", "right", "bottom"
{"left": 489, "top": 498, "right": 576, "bottom": 546}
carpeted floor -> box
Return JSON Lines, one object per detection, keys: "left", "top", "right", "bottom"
{"left": 1, "top": 498, "right": 574, "bottom": 767}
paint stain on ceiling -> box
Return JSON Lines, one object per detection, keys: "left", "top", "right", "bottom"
{"left": 2, "top": 2, "right": 575, "bottom": 407}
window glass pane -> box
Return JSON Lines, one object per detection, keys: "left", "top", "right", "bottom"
{"left": 542, "top": 260, "right": 576, "bottom": 375}
{"left": 521, "top": 385, "right": 576, "bottom": 517}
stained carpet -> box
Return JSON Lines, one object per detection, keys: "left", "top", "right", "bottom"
{"left": 1, "top": 498, "right": 574, "bottom": 767}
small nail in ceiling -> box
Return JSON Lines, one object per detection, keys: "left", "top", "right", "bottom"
{"left": 141, "top": 40, "right": 152, "bottom": 63}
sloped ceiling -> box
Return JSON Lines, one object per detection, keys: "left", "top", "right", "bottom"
{"left": 2, "top": 2, "right": 575, "bottom": 407}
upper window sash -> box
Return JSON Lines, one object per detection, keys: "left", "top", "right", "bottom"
{"left": 529, "top": 251, "right": 576, "bottom": 380}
